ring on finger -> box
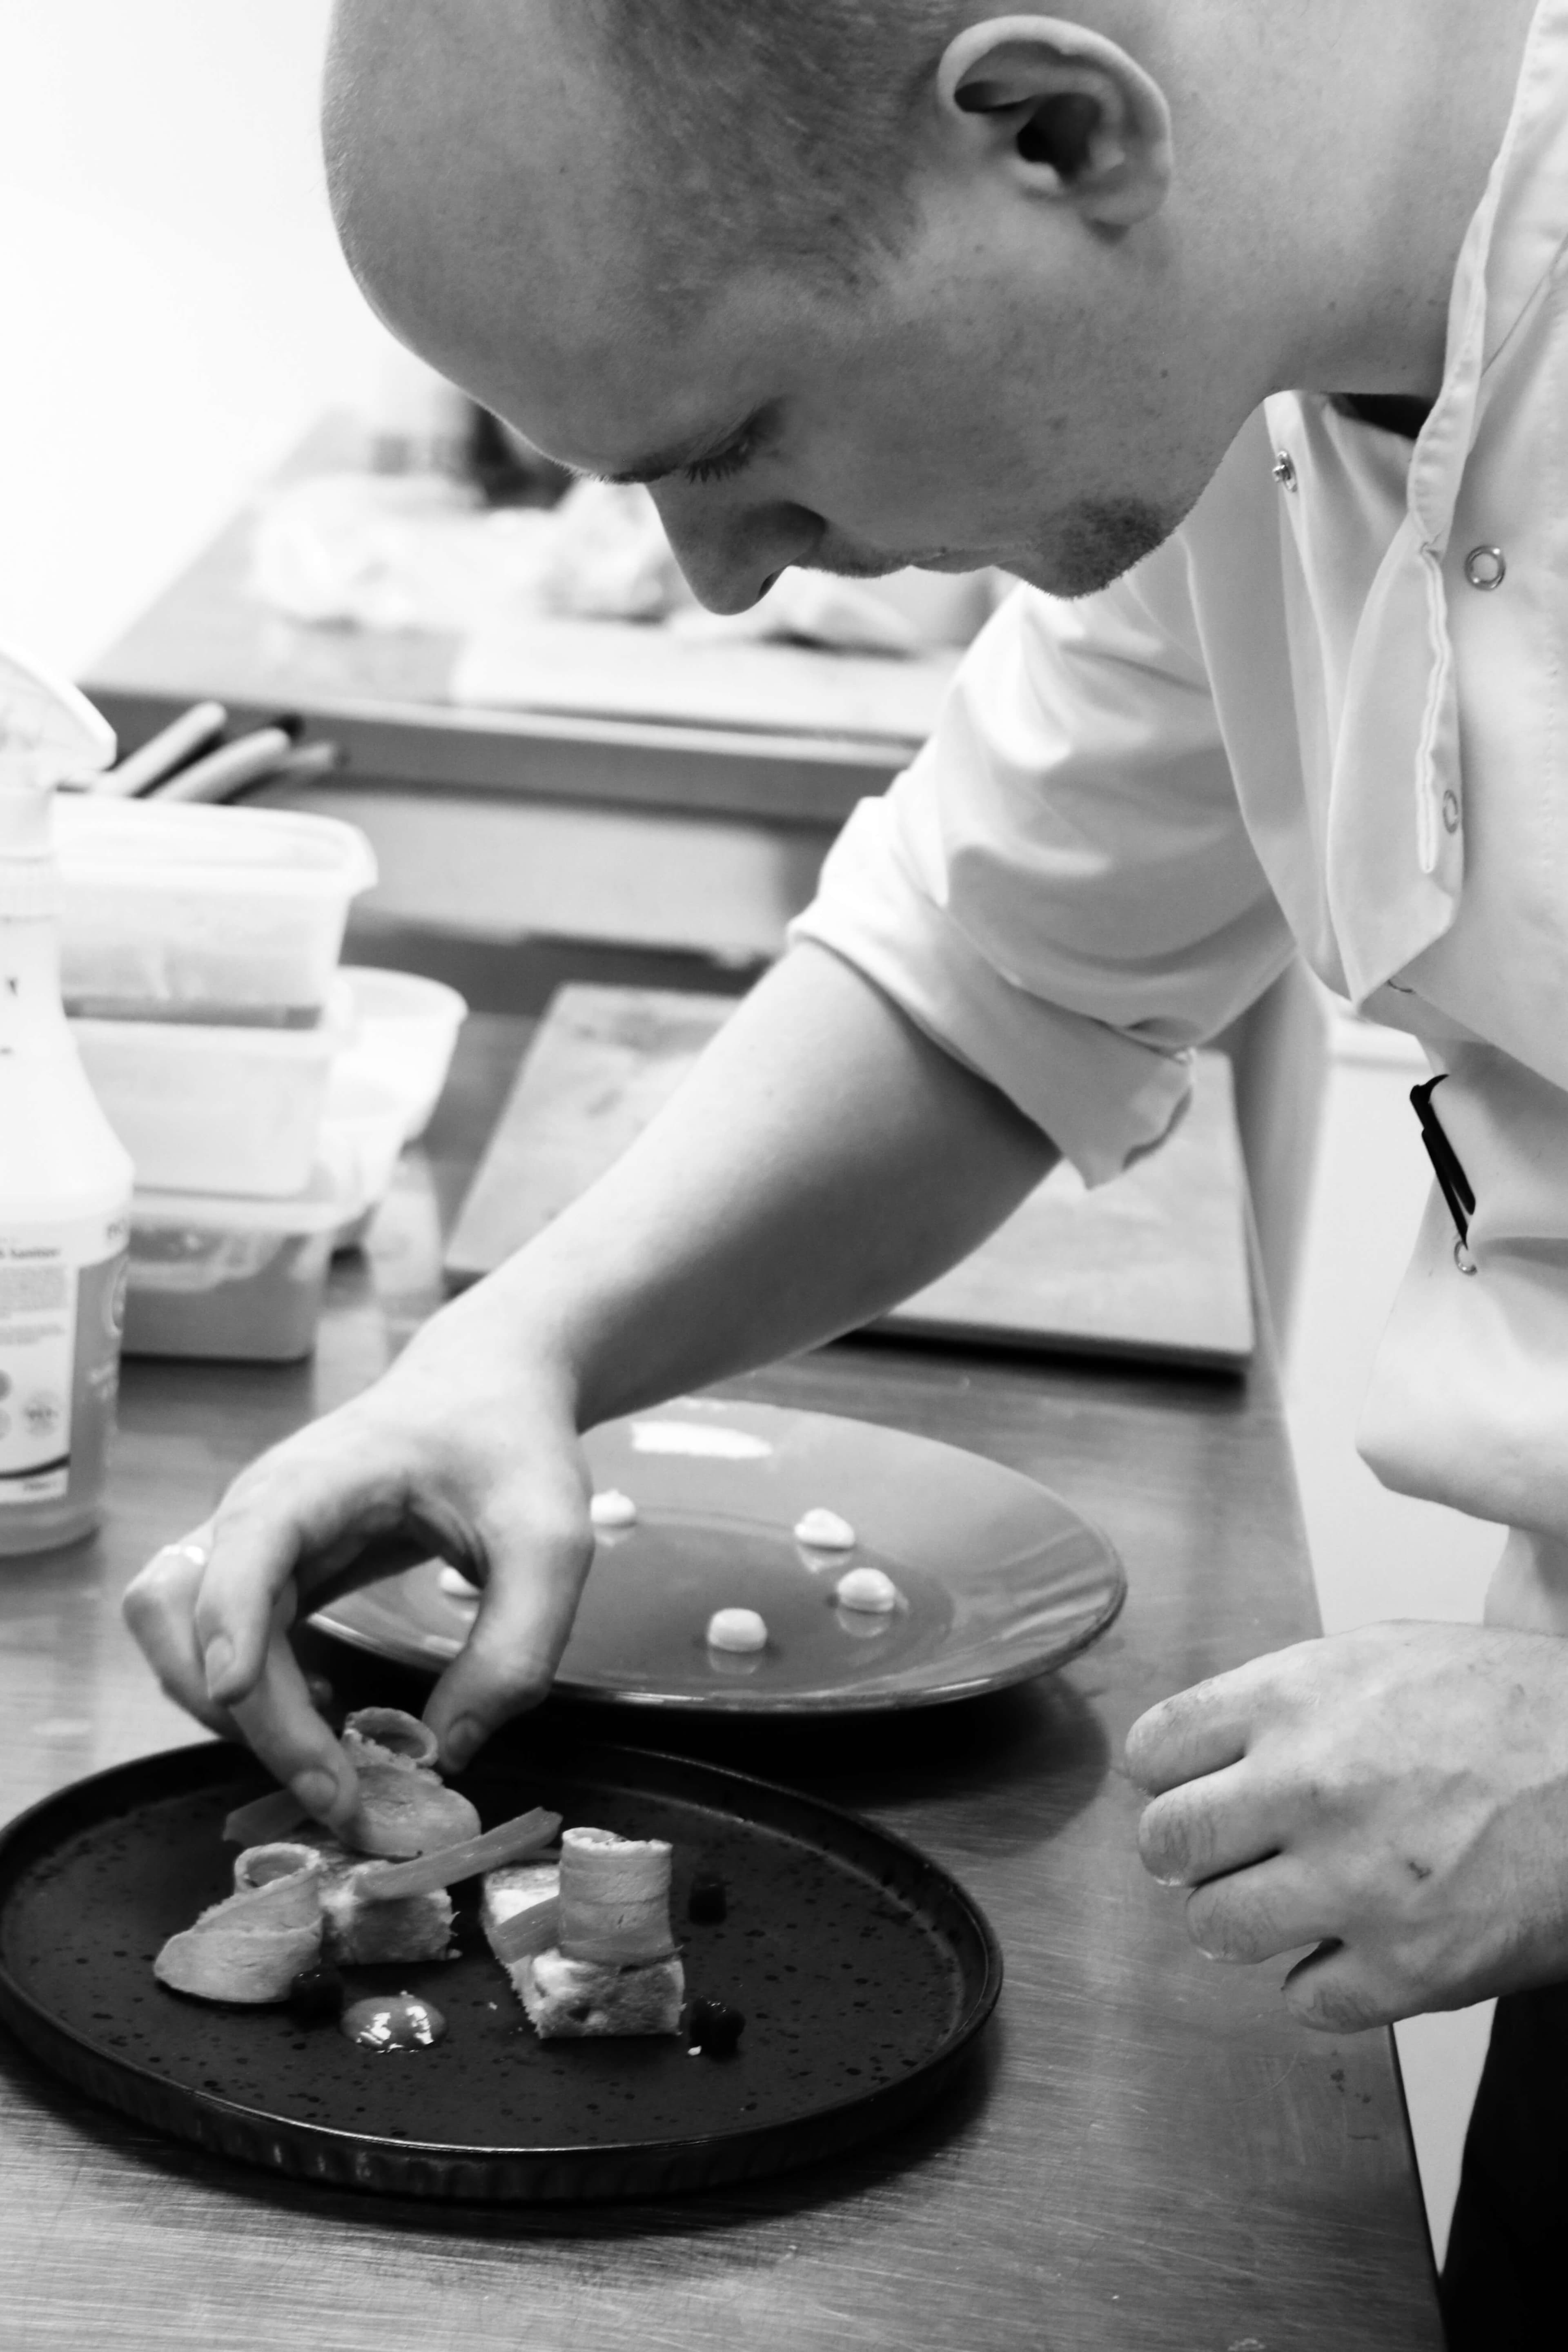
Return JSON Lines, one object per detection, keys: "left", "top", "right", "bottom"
{"left": 155, "top": 1539, "right": 211, "bottom": 1570}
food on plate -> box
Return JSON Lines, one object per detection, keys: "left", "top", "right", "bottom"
{"left": 338, "top": 1705, "right": 483, "bottom": 1857}
{"left": 793, "top": 1506, "right": 856, "bottom": 1551}
{"left": 351, "top": 1804, "right": 559, "bottom": 1900}
{"left": 589, "top": 1487, "right": 639, "bottom": 1530}
{"left": 481, "top": 1861, "right": 561, "bottom": 1967}
{"left": 340, "top": 1991, "right": 448, "bottom": 2051}
{"left": 291, "top": 1801, "right": 561, "bottom": 1964}
{"left": 154, "top": 1847, "right": 323, "bottom": 2003}
{"left": 706, "top": 1607, "right": 768, "bottom": 1653}
{"left": 488, "top": 1826, "right": 684, "bottom": 2039}
{"left": 687, "top": 1871, "right": 727, "bottom": 1924}
{"left": 522, "top": 1946, "right": 685, "bottom": 2038}
{"left": 317, "top": 1855, "right": 455, "bottom": 1964}
{"left": 558, "top": 1826, "right": 675, "bottom": 1964}
{"left": 833, "top": 1566, "right": 899, "bottom": 1615}
{"left": 288, "top": 1960, "right": 346, "bottom": 2023}
{"left": 687, "top": 1998, "right": 745, "bottom": 2056}
{"left": 232, "top": 1840, "right": 321, "bottom": 1894}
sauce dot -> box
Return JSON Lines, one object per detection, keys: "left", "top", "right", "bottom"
{"left": 794, "top": 1507, "right": 855, "bottom": 1551}
{"left": 706, "top": 1607, "right": 768, "bottom": 1653}
{"left": 341, "top": 1992, "right": 448, "bottom": 2052}
{"left": 834, "top": 1566, "right": 899, "bottom": 1614}
{"left": 590, "top": 1488, "right": 639, "bottom": 1530}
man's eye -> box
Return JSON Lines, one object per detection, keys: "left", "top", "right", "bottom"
{"left": 683, "top": 439, "right": 754, "bottom": 487}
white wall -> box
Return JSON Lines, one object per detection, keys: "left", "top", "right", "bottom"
{"left": 1285, "top": 1007, "right": 1501, "bottom": 2264}
{"left": 0, "top": 0, "right": 391, "bottom": 676}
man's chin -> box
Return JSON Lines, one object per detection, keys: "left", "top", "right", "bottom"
{"left": 1003, "top": 498, "right": 1181, "bottom": 599}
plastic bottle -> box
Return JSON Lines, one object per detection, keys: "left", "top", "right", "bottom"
{"left": 0, "top": 644, "right": 132, "bottom": 1555}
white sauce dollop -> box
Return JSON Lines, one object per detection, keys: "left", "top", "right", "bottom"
{"left": 834, "top": 1566, "right": 900, "bottom": 1615}
{"left": 793, "top": 1506, "right": 856, "bottom": 1551}
{"left": 706, "top": 1607, "right": 768, "bottom": 1653}
{"left": 590, "top": 1488, "right": 639, "bottom": 1531}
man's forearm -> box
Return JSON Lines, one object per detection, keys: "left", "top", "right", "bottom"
{"left": 476, "top": 942, "right": 1058, "bottom": 1426}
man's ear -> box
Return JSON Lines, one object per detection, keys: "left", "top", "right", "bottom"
{"left": 935, "top": 14, "right": 1173, "bottom": 228}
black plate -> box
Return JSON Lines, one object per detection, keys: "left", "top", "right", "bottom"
{"left": 0, "top": 1736, "right": 1001, "bottom": 2201}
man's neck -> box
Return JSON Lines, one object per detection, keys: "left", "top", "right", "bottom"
{"left": 1238, "top": 0, "right": 1542, "bottom": 403}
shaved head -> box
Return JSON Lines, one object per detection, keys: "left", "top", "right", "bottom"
{"left": 321, "top": 0, "right": 1522, "bottom": 612}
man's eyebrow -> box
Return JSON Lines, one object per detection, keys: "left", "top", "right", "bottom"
{"left": 596, "top": 411, "right": 763, "bottom": 487}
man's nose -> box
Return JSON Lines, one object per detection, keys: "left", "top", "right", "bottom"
{"left": 649, "top": 485, "right": 823, "bottom": 614}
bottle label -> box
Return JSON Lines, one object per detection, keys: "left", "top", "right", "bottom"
{"left": 0, "top": 1216, "right": 127, "bottom": 1507}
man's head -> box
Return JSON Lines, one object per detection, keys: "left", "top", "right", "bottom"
{"left": 324, "top": 0, "right": 1464, "bottom": 607}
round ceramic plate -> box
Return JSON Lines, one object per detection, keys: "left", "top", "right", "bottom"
{"left": 313, "top": 1399, "right": 1125, "bottom": 1713}
{"left": 0, "top": 1735, "right": 1001, "bottom": 2201}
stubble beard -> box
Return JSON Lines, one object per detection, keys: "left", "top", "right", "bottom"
{"left": 1011, "top": 496, "right": 1177, "bottom": 599}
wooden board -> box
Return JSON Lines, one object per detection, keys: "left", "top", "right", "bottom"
{"left": 444, "top": 984, "right": 1254, "bottom": 1368}
{"left": 453, "top": 614, "right": 960, "bottom": 745}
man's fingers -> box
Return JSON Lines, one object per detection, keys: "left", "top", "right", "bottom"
{"left": 123, "top": 1527, "right": 224, "bottom": 1722}
{"left": 1137, "top": 1759, "right": 1284, "bottom": 1886}
{"left": 1184, "top": 1858, "right": 1333, "bottom": 1965}
{"left": 422, "top": 1472, "right": 594, "bottom": 1769}
{"left": 1125, "top": 1671, "right": 1256, "bottom": 1795}
{"left": 1281, "top": 1942, "right": 1394, "bottom": 2034}
{"left": 192, "top": 1446, "right": 412, "bottom": 1706}
{"left": 229, "top": 1629, "right": 359, "bottom": 1832}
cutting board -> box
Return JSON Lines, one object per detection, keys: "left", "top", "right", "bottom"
{"left": 453, "top": 615, "right": 959, "bottom": 746}
{"left": 444, "top": 984, "right": 1254, "bottom": 1369}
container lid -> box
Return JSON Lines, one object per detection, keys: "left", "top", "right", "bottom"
{"left": 131, "top": 1161, "right": 350, "bottom": 1235}
{"left": 55, "top": 797, "right": 377, "bottom": 899}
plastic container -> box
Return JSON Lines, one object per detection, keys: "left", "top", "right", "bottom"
{"left": 122, "top": 1164, "right": 347, "bottom": 1362}
{"left": 0, "top": 645, "right": 132, "bottom": 1555}
{"left": 54, "top": 797, "right": 376, "bottom": 1025}
{"left": 71, "top": 1004, "right": 343, "bottom": 1198}
{"left": 336, "top": 967, "right": 467, "bottom": 1142}
{"left": 322, "top": 1066, "right": 408, "bottom": 1250}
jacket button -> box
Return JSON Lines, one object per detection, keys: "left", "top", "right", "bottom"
{"left": 1272, "top": 450, "right": 1298, "bottom": 492}
{"left": 1441, "top": 788, "right": 1462, "bottom": 835}
{"left": 1464, "top": 545, "right": 1506, "bottom": 590}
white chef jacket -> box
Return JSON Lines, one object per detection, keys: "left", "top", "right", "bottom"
{"left": 791, "top": 0, "right": 1568, "bottom": 1614}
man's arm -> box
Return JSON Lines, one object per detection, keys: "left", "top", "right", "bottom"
{"left": 125, "top": 944, "right": 1056, "bottom": 1825}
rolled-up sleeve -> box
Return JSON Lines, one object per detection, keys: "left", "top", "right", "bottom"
{"left": 788, "top": 535, "right": 1297, "bottom": 1185}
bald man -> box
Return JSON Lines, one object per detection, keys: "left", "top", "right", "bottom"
{"left": 127, "top": 5, "right": 1568, "bottom": 2328}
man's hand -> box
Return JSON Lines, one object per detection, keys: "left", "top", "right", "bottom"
{"left": 123, "top": 1284, "right": 596, "bottom": 1833}
{"left": 121, "top": 946, "right": 1055, "bottom": 1833}
{"left": 1125, "top": 1621, "right": 1568, "bottom": 2030}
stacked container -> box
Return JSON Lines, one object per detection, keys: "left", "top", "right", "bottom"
{"left": 57, "top": 798, "right": 377, "bottom": 1362}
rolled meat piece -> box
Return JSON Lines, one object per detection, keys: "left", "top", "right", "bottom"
{"left": 557, "top": 1826, "right": 675, "bottom": 1964}
{"left": 341, "top": 1706, "right": 440, "bottom": 1772}
{"left": 343, "top": 1764, "right": 481, "bottom": 1859}
{"left": 233, "top": 1841, "right": 322, "bottom": 1897}
{"left": 154, "top": 1856, "right": 324, "bottom": 2004}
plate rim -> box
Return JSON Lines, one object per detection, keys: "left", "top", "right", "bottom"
{"left": 312, "top": 1398, "right": 1127, "bottom": 1714}
{"left": 0, "top": 1735, "right": 1003, "bottom": 2201}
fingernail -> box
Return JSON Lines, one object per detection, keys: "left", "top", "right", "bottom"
{"left": 443, "top": 1717, "right": 481, "bottom": 1773}
{"left": 291, "top": 1767, "right": 340, "bottom": 1822}
{"left": 203, "top": 1637, "right": 235, "bottom": 1699}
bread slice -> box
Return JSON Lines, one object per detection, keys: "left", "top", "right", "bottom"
{"left": 318, "top": 1858, "right": 454, "bottom": 1965}
{"left": 521, "top": 1947, "right": 686, "bottom": 2040}
{"left": 481, "top": 1861, "right": 561, "bottom": 1970}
